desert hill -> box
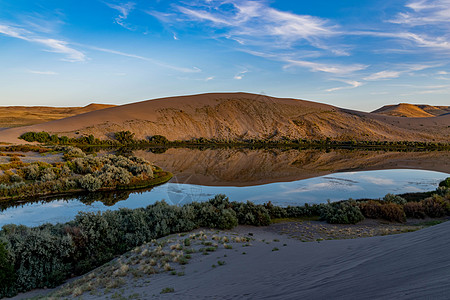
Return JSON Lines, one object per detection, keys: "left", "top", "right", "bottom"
{"left": 372, "top": 103, "right": 450, "bottom": 118}
{"left": 0, "top": 103, "right": 116, "bottom": 128}
{"left": 0, "top": 93, "right": 449, "bottom": 144}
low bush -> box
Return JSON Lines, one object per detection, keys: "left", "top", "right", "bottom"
{"left": 383, "top": 193, "right": 407, "bottom": 205}
{"left": 403, "top": 202, "right": 426, "bottom": 219}
{"left": 359, "top": 200, "right": 406, "bottom": 222}
{"left": 320, "top": 200, "right": 365, "bottom": 224}
{"left": 231, "top": 200, "right": 271, "bottom": 226}
{"left": 422, "top": 195, "right": 449, "bottom": 218}
{"left": 439, "top": 177, "right": 450, "bottom": 188}
{"left": 0, "top": 242, "right": 16, "bottom": 297}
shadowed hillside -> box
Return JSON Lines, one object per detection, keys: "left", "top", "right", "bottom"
{"left": 1, "top": 93, "right": 449, "bottom": 144}
{"left": 372, "top": 103, "right": 450, "bottom": 118}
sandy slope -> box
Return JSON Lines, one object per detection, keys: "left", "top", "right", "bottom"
{"left": 29, "top": 221, "right": 450, "bottom": 299}
{"left": 1, "top": 93, "right": 449, "bottom": 144}
{"left": 373, "top": 103, "right": 450, "bottom": 118}
{"left": 91, "top": 221, "right": 450, "bottom": 299}
{"left": 0, "top": 103, "right": 115, "bottom": 128}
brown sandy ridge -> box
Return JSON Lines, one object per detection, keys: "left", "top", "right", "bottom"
{"left": 373, "top": 103, "right": 450, "bottom": 118}
{"left": 1, "top": 93, "right": 449, "bottom": 144}
{"left": 0, "top": 103, "right": 115, "bottom": 128}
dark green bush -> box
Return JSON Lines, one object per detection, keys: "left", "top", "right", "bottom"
{"left": 0, "top": 241, "right": 16, "bottom": 297}
{"left": 439, "top": 177, "right": 450, "bottom": 188}
{"left": 231, "top": 201, "right": 271, "bottom": 226}
{"left": 320, "top": 200, "right": 365, "bottom": 224}
{"left": 115, "top": 131, "right": 135, "bottom": 144}
{"left": 264, "top": 201, "right": 287, "bottom": 218}
{"left": 148, "top": 135, "right": 169, "bottom": 144}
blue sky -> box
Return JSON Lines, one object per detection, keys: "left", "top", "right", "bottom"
{"left": 1, "top": 0, "right": 449, "bottom": 111}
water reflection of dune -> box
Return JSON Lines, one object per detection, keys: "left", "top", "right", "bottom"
{"left": 134, "top": 148, "right": 449, "bottom": 186}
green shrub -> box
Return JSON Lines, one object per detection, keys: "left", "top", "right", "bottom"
{"left": 439, "top": 177, "right": 450, "bottom": 188}
{"left": 148, "top": 135, "right": 169, "bottom": 144}
{"left": 320, "top": 200, "right": 365, "bottom": 224}
{"left": 192, "top": 195, "right": 238, "bottom": 229}
{"left": 232, "top": 201, "right": 271, "bottom": 226}
{"left": 115, "top": 131, "right": 135, "bottom": 144}
{"left": 0, "top": 242, "right": 16, "bottom": 297}
{"left": 383, "top": 193, "right": 407, "bottom": 205}
{"left": 78, "top": 174, "right": 102, "bottom": 191}
{"left": 264, "top": 201, "right": 287, "bottom": 218}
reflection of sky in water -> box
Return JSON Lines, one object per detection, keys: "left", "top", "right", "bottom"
{"left": 1, "top": 169, "right": 448, "bottom": 227}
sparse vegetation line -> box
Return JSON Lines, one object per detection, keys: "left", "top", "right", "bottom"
{"left": 19, "top": 131, "right": 450, "bottom": 151}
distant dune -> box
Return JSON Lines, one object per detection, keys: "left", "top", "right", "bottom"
{"left": 373, "top": 103, "right": 450, "bottom": 118}
{"left": 0, "top": 103, "right": 116, "bottom": 128}
{"left": 0, "top": 93, "right": 449, "bottom": 144}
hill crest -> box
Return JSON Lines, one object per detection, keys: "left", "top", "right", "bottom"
{"left": 1, "top": 93, "right": 449, "bottom": 144}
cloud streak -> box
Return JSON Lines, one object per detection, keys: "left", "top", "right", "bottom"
{"left": 105, "top": 1, "right": 136, "bottom": 30}
{"left": 326, "top": 80, "right": 363, "bottom": 92}
{"left": 87, "top": 45, "right": 201, "bottom": 73}
{"left": 26, "top": 70, "right": 58, "bottom": 75}
{"left": 0, "top": 24, "right": 86, "bottom": 62}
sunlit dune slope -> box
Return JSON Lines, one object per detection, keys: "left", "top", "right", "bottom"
{"left": 1, "top": 93, "right": 449, "bottom": 144}
{"left": 0, "top": 103, "right": 116, "bottom": 128}
{"left": 372, "top": 103, "right": 450, "bottom": 118}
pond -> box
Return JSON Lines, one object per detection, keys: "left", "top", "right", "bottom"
{"left": 0, "top": 148, "right": 448, "bottom": 227}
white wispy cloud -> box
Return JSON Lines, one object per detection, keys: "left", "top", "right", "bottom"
{"left": 174, "top": 1, "right": 339, "bottom": 52}
{"left": 26, "top": 70, "right": 58, "bottom": 75}
{"left": 364, "top": 64, "right": 437, "bottom": 81}
{"left": 390, "top": 0, "right": 450, "bottom": 25}
{"left": 35, "top": 38, "right": 86, "bottom": 62}
{"left": 234, "top": 70, "right": 248, "bottom": 80}
{"left": 284, "top": 59, "right": 367, "bottom": 75}
{"left": 105, "top": 1, "right": 136, "bottom": 30}
{"left": 326, "top": 80, "right": 363, "bottom": 92}
{"left": 87, "top": 45, "right": 201, "bottom": 73}
{"left": 0, "top": 24, "right": 86, "bottom": 62}
{"left": 364, "top": 70, "right": 402, "bottom": 81}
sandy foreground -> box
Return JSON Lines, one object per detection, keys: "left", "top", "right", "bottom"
{"left": 14, "top": 220, "right": 450, "bottom": 300}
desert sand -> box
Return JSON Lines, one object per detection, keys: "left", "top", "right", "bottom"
{"left": 1, "top": 93, "right": 449, "bottom": 144}
{"left": 0, "top": 103, "right": 115, "bottom": 128}
{"left": 21, "top": 220, "right": 449, "bottom": 299}
{"left": 373, "top": 103, "right": 450, "bottom": 118}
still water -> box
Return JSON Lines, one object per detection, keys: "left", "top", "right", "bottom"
{"left": 0, "top": 168, "right": 447, "bottom": 227}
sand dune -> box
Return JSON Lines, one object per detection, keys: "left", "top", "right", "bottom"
{"left": 0, "top": 103, "right": 115, "bottom": 128}
{"left": 144, "top": 221, "right": 449, "bottom": 299}
{"left": 1, "top": 93, "right": 449, "bottom": 144}
{"left": 373, "top": 103, "right": 450, "bottom": 118}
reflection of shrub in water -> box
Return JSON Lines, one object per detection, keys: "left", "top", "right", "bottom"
{"left": 77, "top": 191, "right": 131, "bottom": 206}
